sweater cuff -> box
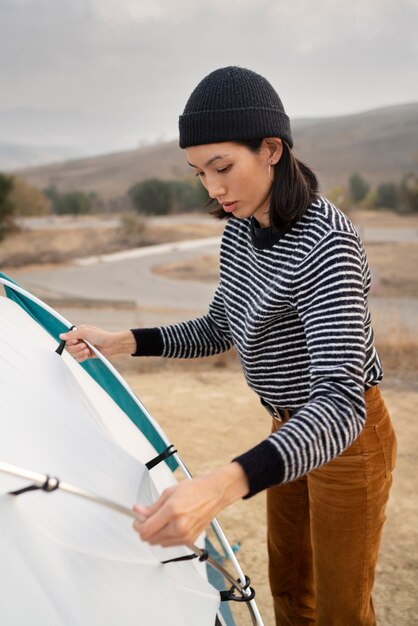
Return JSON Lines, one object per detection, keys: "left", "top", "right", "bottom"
{"left": 233, "top": 439, "right": 286, "bottom": 498}
{"left": 130, "top": 328, "right": 164, "bottom": 356}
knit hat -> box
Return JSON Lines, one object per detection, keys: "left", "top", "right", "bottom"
{"left": 179, "top": 66, "right": 293, "bottom": 149}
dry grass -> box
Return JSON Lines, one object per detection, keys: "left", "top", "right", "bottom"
{"left": 374, "top": 320, "right": 418, "bottom": 383}
{"left": 153, "top": 254, "right": 220, "bottom": 282}
{"left": 349, "top": 207, "right": 418, "bottom": 228}
{"left": 0, "top": 219, "right": 223, "bottom": 269}
{"left": 152, "top": 240, "right": 418, "bottom": 298}
{"left": 365, "top": 242, "right": 418, "bottom": 297}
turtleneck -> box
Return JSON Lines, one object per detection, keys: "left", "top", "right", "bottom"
{"left": 250, "top": 217, "right": 289, "bottom": 249}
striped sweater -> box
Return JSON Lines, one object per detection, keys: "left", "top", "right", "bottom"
{"left": 132, "top": 196, "right": 383, "bottom": 497}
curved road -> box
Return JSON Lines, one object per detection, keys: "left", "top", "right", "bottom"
{"left": 7, "top": 238, "right": 220, "bottom": 311}
{"left": 5, "top": 233, "right": 418, "bottom": 337}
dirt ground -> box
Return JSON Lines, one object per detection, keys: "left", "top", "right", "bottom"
{"left": 118, "top": 361, "right": 417, "bottom": 626}
{"left": 153, "top": 242, "right": 418, "bottom": 298}
{"left": 2, "top": 208, "right": 417, "bottom": 624}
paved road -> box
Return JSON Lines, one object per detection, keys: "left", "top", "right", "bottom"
{"left": 6, "top": 235, "right": 418, "bottom": 335}
{"left": 7, "top": 238, "right": 220, "bottom": 310}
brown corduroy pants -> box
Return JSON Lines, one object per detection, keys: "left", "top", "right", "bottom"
{"left": 267, "top": 385, "right": 397, "bottom": 626}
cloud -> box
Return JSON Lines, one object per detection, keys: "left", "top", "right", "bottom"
{"left": 0, "top": 0, "right": 417, "bottom": 153}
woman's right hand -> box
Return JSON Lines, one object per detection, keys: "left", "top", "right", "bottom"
{"left": 59, "top": 326, "right": 136, "bottom": 362}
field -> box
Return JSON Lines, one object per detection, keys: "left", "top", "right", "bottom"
{"left": 0, "top": 215, "right": 224, "bottom": 269}
{"left": 1, "top": 208, "right": 417, "bottom": 625}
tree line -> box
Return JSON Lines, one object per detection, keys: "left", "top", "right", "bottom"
{"left": 128, "top": 178, "right": 209, "bottom": 214}
{"left": 0, "top": 174, "right": 209, "bottom": 241}
{"left": 328, "top": 172, "right": 418, "bottom": 213}
{"left": 1, "top": 169, "right": 417, "bottom": 243}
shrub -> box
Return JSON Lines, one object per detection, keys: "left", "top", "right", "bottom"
{"left": 129, "top": 178, "right": 209, "bottom": 215}
{"left": 9, "top": 177, "right": 51, "bottom": 216}
{"left": 0, "top": 173, "right": 15, "bottom": 241}
{"left": 399, "top": 173, "right": 418, "bottom": 213}
{"left": 44, "top": 186, "right": 93, "bottom": 215}
{"left": 349, "top": 173, "right": 370, "bottom": 203}
{"left": 325, "top": 186, "right": 350, "bottom": 213}
{"left": 129, "top": 179, "right": 171, "bottom": 215}
{"left": 375, "top": 183, "right": 398, "bottom": 210}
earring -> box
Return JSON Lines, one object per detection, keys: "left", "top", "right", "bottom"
{"left": 268, "top": 163, "right": 274, "bottom": 183}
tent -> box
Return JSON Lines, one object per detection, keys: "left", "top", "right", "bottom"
{"left": 0, "top": 273, "right": 263, "bottom": 626}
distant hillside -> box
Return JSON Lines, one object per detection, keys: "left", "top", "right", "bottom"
{"left": 0, "top": 141, "right": 81, "bottom": 170}
{"left": 0, "top": 107, "right": 131, "bottom": 169}
{"left": 13, "top": 103, "right": 418, "bottom": 199}
{"left": 291, "top": 103, "right": 418, "bottom": 192}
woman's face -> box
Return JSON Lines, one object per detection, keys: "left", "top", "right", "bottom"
{"left": 185, "top": 140, "right": 281, "bottom": 228}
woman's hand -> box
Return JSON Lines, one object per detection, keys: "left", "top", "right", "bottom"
{"left": 132, "top": 463, "right": 249, "bottom": 547}
{"left": 59, "top": 326, "right": 136, "bottom": 362}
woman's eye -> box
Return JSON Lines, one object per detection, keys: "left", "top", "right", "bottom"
{"left": 195, "top": 171, "right": 204, "bottom": 178}
{"left": 217, "top": 165, "right": 232, "bottom": 174}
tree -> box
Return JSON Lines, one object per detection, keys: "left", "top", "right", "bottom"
{"left": 44, "top": 186, "right": 93, "bottom": 215}
{"left": 9, "top": 177, "right": 51, "bottom": 216}
{"left": 325, "top": 186, "right": 350, "bottom": 213}
{"left": 0, "top": 173, "right": 15, "bottom": 241}
{"left": 375, "top": 183, "right": 398, "bottom": 210}
{"left": 129, "top": 179, "right": 171, "bottom": 215}
{"left": 360, "top": 188, "right": 378, "bottom": 210}
{"left": 399, "top": 173, "right": 418, "bottom": 213}
{"left": 166, "top": 179, "right": 209, "bottom": 212}
{"left": 349, "top": 174, "right": 370, "bottom": 204}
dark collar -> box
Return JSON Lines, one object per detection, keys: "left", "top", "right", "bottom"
{"left": 250, "top": 217, "right": 289, "bottom": 249}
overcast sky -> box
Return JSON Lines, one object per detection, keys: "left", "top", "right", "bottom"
{"left": 1, "top": 0, "right": 417, "bottom": 154}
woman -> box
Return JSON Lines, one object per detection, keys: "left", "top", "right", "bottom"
{"left": 60, "top": 66, "right": 397, "bottom": 625}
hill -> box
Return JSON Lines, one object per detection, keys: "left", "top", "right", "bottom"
{"left": 13, "top": 103, "right": 418, "bottom": 199}
{"left": 0, "top": 141, "right": 81, "bottom": 171}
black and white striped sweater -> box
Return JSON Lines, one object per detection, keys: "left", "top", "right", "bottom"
{"left": 132, "top": 196, "right": 383, "bottom": 497}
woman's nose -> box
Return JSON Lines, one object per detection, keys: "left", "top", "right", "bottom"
{"left": 207, "top": 181, "right": 227, "bottom": 200}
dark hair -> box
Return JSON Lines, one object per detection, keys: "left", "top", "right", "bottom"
{"left": 207, "top": 139, "right": 319, "bottom": 230}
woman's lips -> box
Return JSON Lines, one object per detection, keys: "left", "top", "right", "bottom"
{"left": 222, "top": 201, "right": 238, "bottom": 212}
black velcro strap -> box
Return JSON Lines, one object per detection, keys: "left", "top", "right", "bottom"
{"left": 161, "top": 549, "right": 208, "bottom": 566}
{"left": 55, "top": 325, "right": 76, "bottom": 355}
{"left": 220, "top": 575, "right": 255, "bottom": 603}
{"left": 8, "top": 475, "right": 60, "bottom": 496}
{"left": 146, "top": 445, "right": 177, "bottom": 470}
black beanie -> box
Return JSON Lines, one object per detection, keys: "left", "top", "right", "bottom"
{"left": 179, "top": 66, "right": 293, "bottom": 149}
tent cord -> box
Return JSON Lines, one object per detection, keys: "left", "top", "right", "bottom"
{"left": 161, "top": 549, "right": 209, "bottom": 565}
{"left": 8, "top": 475, "right": 60, "bottom": 496}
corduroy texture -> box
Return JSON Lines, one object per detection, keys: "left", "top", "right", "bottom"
{"left": 179, "top": 66, "right": 293, "bottom": 149}
{"left": 267, "top": 384, "right": 396, "bottom": 625}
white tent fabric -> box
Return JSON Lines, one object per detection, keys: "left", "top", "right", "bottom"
{"left": 0, "top": 296, "right": 220, "bottom": 625}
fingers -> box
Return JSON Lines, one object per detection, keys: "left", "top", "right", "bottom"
{"left": 131, "top": 481, "right": 216, "bottom": 547}
{"left": 131, "top": 466, "right": 247, "bottom": 548}
{"left": 59, "top": 327, "right": 83, "bottom": 342}
{"left": 59, "top": 326, "right": 97, "bottom": 362}
{"left": 132, "top": 489, "right": 175, "bottom": 541}
{"left": 132, "top": 489, "right": 178, "bottom": 545}
{"left": 132, "top": 506, "right": 199, "bottom": 547}
{"left": 69, "top": 343, "right": 94, "bottom": 362}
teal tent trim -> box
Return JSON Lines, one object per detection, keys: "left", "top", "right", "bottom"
{"left": 0, "top": 272, "right": 177, "bottom": 471}
{"left": 206, "top": 538, "right": 236, "bottom": 626}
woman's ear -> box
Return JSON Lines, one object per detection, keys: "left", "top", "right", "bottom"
{"left": 263, "top": 137, "right": 283, "bottom": 165}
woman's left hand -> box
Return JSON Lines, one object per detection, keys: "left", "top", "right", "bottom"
{"left": 132, "top": 462, "right": 249, "bottom": 547}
